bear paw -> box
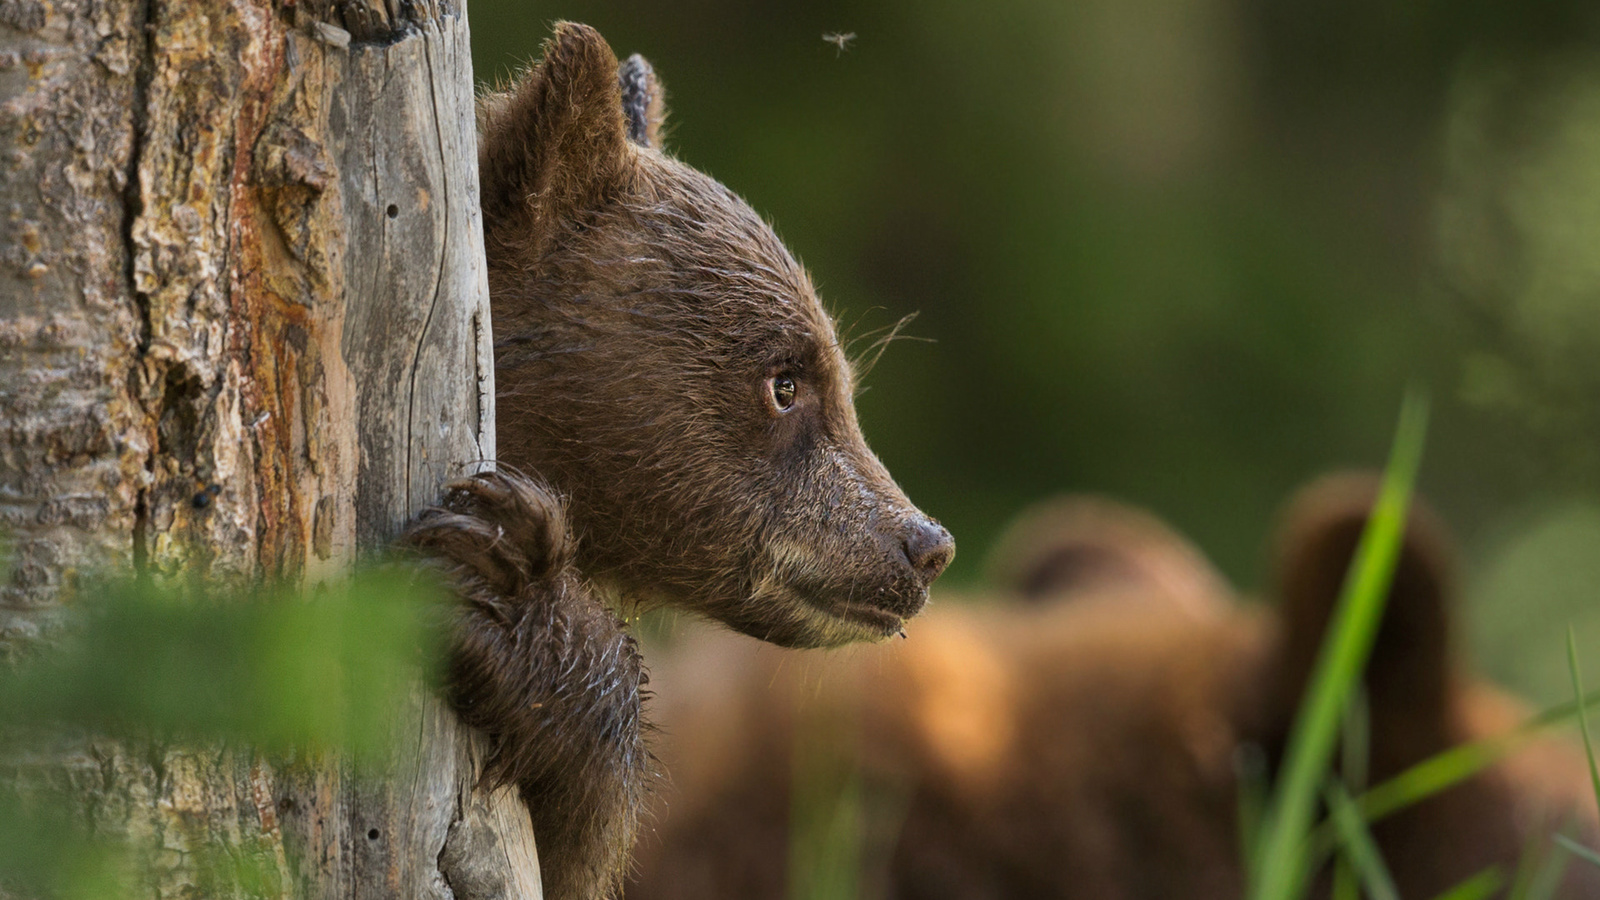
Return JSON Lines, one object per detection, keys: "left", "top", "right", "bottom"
{"left": 402, "top": 469, "right": 574, "bottom": 600}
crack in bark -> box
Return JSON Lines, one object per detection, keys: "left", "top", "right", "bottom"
{"left": 121, "top": 0, "right": 155, "bottom": 356}
{"left": 404, "top": 25, "right": 453, "bottom": 515}
{"left": 470, "top": 308, "right": 489, "bottom": 466}
{"left": 122, "top": 0, "right": 157, "bottom": 575}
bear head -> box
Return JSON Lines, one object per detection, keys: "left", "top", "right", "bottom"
{"left": 475, "top": 23, "right": 954, "bottom": 648}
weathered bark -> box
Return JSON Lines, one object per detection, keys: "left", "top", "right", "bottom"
{"left": 0, "top": 0, "right": 540, "bottom": 894}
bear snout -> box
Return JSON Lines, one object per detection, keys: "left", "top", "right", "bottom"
{"left": 870, "top": 513, "right": 954, "bottom": 619}
{"left": 899, "top": 517, "right": 955, "bottom": 586}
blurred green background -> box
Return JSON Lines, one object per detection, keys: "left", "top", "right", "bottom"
{"left": 470, "top": 0, "right": 1600, "bottom": 704}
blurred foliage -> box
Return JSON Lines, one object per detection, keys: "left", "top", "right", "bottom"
{"left": 785, "top": 697, "right": 913, "bottom": 900}
{"left": 0, "top": 568, "right": 447, "bottom": 898}
{"left": 788, "top": 715, "right": 867, "bottom": 900}
{"left": 0, "top": 570, "right": 446, "bottom": 760}
{"left": 471, "top": 0, "right": 1600, "bottom": 699}
{"left": 1474, "top": 504, "right": 1600, "bottom": 705}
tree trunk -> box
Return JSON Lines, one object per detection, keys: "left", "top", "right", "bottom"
{"left": 0, "top": 0, "right": 542, "bottom": 894}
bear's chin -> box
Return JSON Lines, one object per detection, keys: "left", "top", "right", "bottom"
{"left": 710, "top": 582, "right": 925, "bottom": 649}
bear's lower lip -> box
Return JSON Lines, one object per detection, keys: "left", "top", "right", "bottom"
{"left": 825, "top": 602, "right": 903, "bottom": 636}
{"left": 783, "top": 579, "right": 925, "bottom": 641}
{"left": 802, "top": 588, "right": 922, "bottom": 638}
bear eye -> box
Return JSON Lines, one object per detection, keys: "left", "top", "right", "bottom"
{"left": 767, "top": 374, "right": 798, "bottom": 413}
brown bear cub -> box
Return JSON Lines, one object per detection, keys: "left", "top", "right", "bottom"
{"left": 402, "top": 22, "right": 953, "bottom": 900}
{"left": 627, "top": 475, "right": 1600, "bottom": 900}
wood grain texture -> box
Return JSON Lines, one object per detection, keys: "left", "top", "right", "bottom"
{"left": 0, "top": 0, "right": 539, "bottom": 892}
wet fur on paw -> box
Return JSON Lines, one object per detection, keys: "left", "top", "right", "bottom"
{"left": 404, "top": 470, "right": 653, "bottom": 900}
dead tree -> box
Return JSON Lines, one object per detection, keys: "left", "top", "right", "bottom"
{"left": 0, "top": 0, "right": 541, "bottom": 894}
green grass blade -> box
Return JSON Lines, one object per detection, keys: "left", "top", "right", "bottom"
{"left": 1554, "top": 834, "right": 1600, "bottom": 870}
{"left": 1324, "top": 782, "right": 1399, "bottom": 900}
{"left": 1331, "top": 691, "right": 1371, "bottom": 900}
{"left": 1508, "top": 831, "right": 1572, "bottom": 900}
{"left": 1249, "top": 388, "right": 1429, "bottom": 900}
{"left": 1352, "top": 687, "right": 1600, "bottom": 827}
{"left": 1567, "top": 626, "right": 1600, "bottom": 820}
{"left": 1508, "top": 830, "right": 1549, "bottom": 900}
{"left": 1301, "top": 686, "right": 1600, "bottom": 868}
{"left": 1236, "top": 743, "right": 1269, "bottom": 887}
{"left": 1342, "top": 689, "right": 1370, "bottom": 792}
{"left": 1330, "top": 862, "right": 1358, "bottom": 900}
{"left": 788, "top": 703, "right": 865, "bottom": 900}
{"left": 1527, "top": 843, "right": 1572, "bottom": 900}
{"left": 1429, "top": 866, "right": 1505, "bottom": 900}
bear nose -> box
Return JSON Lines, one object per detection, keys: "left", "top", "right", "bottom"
{"left": 902, "top": 518, "right": 955, "bottom": 584}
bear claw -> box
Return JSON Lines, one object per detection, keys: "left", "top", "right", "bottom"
{"left": 402, "top": 469, "right": 574, "bottom": 600}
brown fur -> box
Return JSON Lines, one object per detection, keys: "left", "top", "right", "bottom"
{"left": 404, "top": 23, "right": 952, "bottom": 900}
{"left": 626, "top": 475, "right": 1600, "bottom": 899}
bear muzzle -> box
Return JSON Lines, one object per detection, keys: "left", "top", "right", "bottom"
{"left": 857, "top": 513, "right": 953, "bottom": 621}
{"left": 900, "top": 516, "right": 955, "bottom": 586}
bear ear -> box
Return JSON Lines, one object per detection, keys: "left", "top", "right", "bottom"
{"left": 1265, "top": 473, "right": 1457, "bottom": 748}
{"left": 618, "top": 54, "right": 667, "bottom": 150}
{"left": 477, "top": 22, "right": 630, "bottom": 233}
{"left": 984, "top": 495, "right": 1230, "bottom": 618}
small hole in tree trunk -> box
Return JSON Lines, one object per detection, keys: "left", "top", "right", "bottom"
{"left": 368, "top": 828, "right": 381, "bottom": 840}
{"left": 386, "top": 204, "right": 399, "bottom": 219}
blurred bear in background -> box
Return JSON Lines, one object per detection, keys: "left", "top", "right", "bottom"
{"left": 625, "top": 474, "right": 1600, "bottom": 899}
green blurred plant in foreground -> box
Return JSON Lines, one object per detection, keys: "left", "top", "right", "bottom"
{"left": 0, "top": 565, "right": 449, "bottom": 899}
